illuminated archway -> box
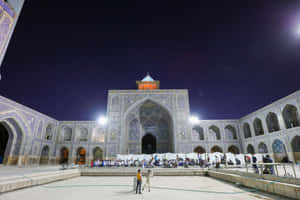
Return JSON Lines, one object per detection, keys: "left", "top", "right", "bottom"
{"left": 60, "top": 147, "right": 69, "bottom": 164}
{"left": 76, "top": 147, "right": 86, "bottom": 165}
{"left": 125, "top": 99, "right": 173, "bottom": 154}
{"left": 228, "top": 145, "right": 239, "bottom": 154}
{"left": 211, "top": 145, "right": 223, "bottom": 153}
{"left": 194, "top": 146, "right": 205, "bottom": 154}
{"left": 93, "top": 147, "right": 103, "bottom": 161}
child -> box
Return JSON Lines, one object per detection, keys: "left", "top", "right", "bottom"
{"left": 136, "top": 169, "right": 142, "bottom": 194}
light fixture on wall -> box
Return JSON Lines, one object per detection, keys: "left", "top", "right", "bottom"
{"left": 189, "top": 115, "right": 200, "bottom": 124}
{"left": 97, "top": 116, "right": 108, "bottom": 125}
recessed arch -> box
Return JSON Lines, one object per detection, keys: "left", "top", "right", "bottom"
{"left": 291, "top": 136, "right": 300, "bottom": 163}
{"left": 243, "top": 123, "right": 251, "bottom": 138}
{"left": 247, "top": 144, "right": 255, "bottom": 154}
{"left": 93, "top": 147, "right": 103, "bottom": 161}
{"left": 192, "top": 125, "right": 204, "bottom": 140}
{"left": 258, "top": 142, "right": 268, "bottom": 153}
{"left": 272, "top": 139, "right": 288, "bottom": 162}
{"left": 266, "top": 112, "right": 280, "bottom": 133}
{"left": 78, "top": 127, "right": 88, "bottom": 142}
{"left": 211, "top": 145, "right": 223, "bottom": 153}
{"left": 60, "top": 147, "right": 69, "bottom": 164}
{"left": 228, "top": 145, "right": 240, "bottom": 154}
{"left": 40, "top": 145, "right": 49, "bottom": 165}
{"left": 61, "top": 126, "right": 72, "bottom": 141}
{"left": 0, "top": 123, "right": 10, "bottom": 164}
{"left": 45, "top": 124, "right": 54, "bottom": 140}
{"left": 224, "top": 125, "right": 237, "bottom": 140}
{"left": 142, "top": 134, "right": 156, "bottom": 154}
{"left": 92, "top": 128, "right": 105, "bottom": 143}
{"left": 0, "top": 116, "right": 26, "bottom": 165}
{"left": 282, "top": 104, "right": 300, "bottom": 129}
{"left": 124, "top": 99, "right": 174, "bottom": 154}
{"left": 194, "top": 146, "right": 206, "bottom": 153}
{"left": 208, "top": 125, "right": 221, "bottom": 140}
{"left": 76, "top": 147, "right": 86, "bottom": 165}
{"left": 253, "top": 118, "right": 264, "bottom": 136}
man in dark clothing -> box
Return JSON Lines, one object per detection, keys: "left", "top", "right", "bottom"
{"left": 252, "top": 155, "right": 259, "bottom": 174}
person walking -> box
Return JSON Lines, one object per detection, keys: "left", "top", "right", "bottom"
{"left": 143, "top": 169, "right": 152, "bottom": 192}
{"left": 136, "top": 169, "right": 142, "bottom": 194}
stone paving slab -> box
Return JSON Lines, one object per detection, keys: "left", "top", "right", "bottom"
{"left": 0, "top": 176, "right": 292, "bottom": 200}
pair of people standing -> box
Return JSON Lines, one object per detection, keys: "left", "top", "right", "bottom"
{"left": 135, "top": 169, "right": 151, "bottom": 194}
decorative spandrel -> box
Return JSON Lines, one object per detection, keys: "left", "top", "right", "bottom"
{"left": 0, "top": 0, "right": 14, "bottom": 59}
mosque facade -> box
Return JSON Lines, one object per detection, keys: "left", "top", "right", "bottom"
{"left": 0, "top": 73, "right": 300, "bottom": 166}
{"left": 0, "top": 1, "right": 299, "bottom": 167}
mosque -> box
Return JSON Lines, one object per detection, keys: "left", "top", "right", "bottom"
{"left": 0, "top": 0, "right": 299, "bottom": 166}
{"left": 0, "top": 72, "right": 300, "bottom": 166}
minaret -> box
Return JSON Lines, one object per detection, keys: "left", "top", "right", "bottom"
{"left": 0, "top": 0, "right": 25, "bottom": 80}
{"left": 136, "top": 73, "right": 160, "bottom": 90}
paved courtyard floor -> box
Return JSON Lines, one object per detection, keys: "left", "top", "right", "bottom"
{"left": 0, "top": 176, "right": 292, "bottom": 200}
{"left": 0, "top": 165, "right": 61, "bottom": 177}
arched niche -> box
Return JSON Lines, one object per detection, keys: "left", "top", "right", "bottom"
{"left": 266, "top": 112, "right": 280, "bottom": 133}
{"left": 208, "top": 125, "right": 221, "bottom": 140}
{"left": 253, "top": 118, "right": 264, "bottom": 136}
{"left": 282, "top": 104, "right": 300, "bottom": 129}
{"left": 224, "top": 125, "right": 237, "bottom": 140}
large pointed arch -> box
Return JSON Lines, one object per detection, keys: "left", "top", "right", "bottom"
{"left": 0, "top": 112, "right": 29, "bottom": 165}
{"left": 122, "top": 98, "right": 174, "bottom": 154}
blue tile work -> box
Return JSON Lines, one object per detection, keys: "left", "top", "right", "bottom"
{"left": 0, "top": 0, "right": 14, "bottom": 58}
{"left": 0, "top": 0, "right": 15, "bottom": 17}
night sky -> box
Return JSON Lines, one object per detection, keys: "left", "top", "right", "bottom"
{"left": 1, "top": 0, "right": 300, "bottom": 121}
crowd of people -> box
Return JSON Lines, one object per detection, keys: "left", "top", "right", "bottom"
{"left": 90, "top": 153, "right": 244, "bottom": 169}
{"left": 89, "top": 153, "right": 287, "bottom": 175}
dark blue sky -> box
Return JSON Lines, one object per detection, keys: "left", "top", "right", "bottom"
{"left": 1, "top": 0, "right": 300, "bottom": 120}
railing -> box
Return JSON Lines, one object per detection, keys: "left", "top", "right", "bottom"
{"left": 245, "top": 162, "right": 298, "bottom": 178}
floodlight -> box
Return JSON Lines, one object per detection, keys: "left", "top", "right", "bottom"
{"left": 189, "top": 116, "right": 199, "bottom": 124}
{"left": 97, "top": 116, "right": 108, "bottom": 125}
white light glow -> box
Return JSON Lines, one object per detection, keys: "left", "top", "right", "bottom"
{"left": 297, "top": 26, "right": 300, "bottom": 35}
{"left": 97, "top": 116, "right": 108, "bottom": 125}
{"left": 189, "top": 116, "right": 200, "bottom": 124}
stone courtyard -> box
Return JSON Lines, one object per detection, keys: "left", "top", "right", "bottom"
{"left": 0, "top": 176, "right": 292, "bottom": 200}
